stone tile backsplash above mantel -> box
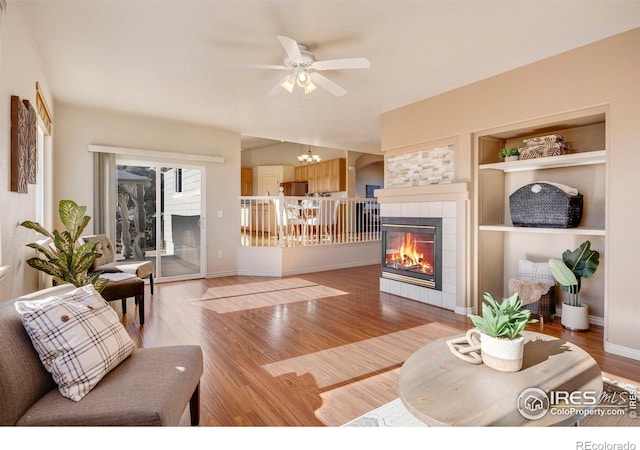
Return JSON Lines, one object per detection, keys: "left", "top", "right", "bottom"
{"left": 386, "top": 144, "right": 454, "bottom": 187}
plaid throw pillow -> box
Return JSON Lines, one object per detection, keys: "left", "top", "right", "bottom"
{"left": 15, "top": 284, "right": 136, "bottom": 401}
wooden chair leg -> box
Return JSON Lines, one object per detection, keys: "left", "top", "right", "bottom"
{"left": 148, "top": 274, "right": 154, "bottom": 295}
{"left": 136, "top": 294, "right": 145, "bottom": 326}
{"left": 189, "top": 382, "right": 200, "bottom": 426}
{"left": 121, "top": 298, "right": 127, "bottom": 315}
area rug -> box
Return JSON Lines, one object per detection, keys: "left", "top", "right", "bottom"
{"left": 342, "top": 398, "right": 427, "bottom": 427}
{"left": 342, "top": 377, "right": 638, "bottom": 427}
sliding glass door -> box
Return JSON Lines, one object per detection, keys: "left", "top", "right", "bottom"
{"left": 116, "top": 160, "right": 205, "bottom": 281}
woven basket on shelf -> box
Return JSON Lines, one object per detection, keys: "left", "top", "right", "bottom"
{"left": 509, "top": 182, "right": 583, "bottom": 228}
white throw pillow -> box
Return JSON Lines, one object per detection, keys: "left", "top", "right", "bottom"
{"left": 15, "top": 284, "right": 136, "bottom": 401}
{"left": 518, "top": 259, "right": 556, "bottom": 287}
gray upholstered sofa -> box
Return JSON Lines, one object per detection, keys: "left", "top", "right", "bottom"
{"left": 0, "top": 284, "right": 203, "bottom": 426}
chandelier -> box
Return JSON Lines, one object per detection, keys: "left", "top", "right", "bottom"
{"left": 297, "top": 146, "right": 321, "bottom": 164}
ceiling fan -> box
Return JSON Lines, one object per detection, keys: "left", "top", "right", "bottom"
{"left": 235, "top": 35, "right": 370, "bottom": 97}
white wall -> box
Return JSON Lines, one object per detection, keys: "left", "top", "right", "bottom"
{"left": 53, "top": 103, "right": 241, "bottom": 279}
{"left": 0, "top": 3, "right": 55, "bottom": 300}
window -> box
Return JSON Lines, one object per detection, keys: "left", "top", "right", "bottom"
{"left": 35, "top": 82, "right": 53, "bottom": 228}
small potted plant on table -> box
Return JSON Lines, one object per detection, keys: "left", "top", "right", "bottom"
{"left": 467, "top": 292, "right": 536, "bottom": 372}
{"left": 500, "top": 147, "right": 520, "bottom": 162}
{"left": 549, "top": 240, "right": 600, "bottom": 331}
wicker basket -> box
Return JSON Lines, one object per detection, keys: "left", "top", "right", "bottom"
{"left": 509, "top": 183, "right": 583, "bottom": 228}
{"left": 518, "top": 144, "right": 569, "bottom": 160}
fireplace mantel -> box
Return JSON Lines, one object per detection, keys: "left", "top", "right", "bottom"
{"left": 375, "top": 182, "right": 469, "bottom": 204}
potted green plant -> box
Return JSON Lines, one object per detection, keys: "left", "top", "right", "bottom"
{"left": 549, "top": 240, "right": 600, "bottom": 331}
{"left": 467, "top": 292, "right": 536, "bottom": 372}
{"left": 20, "top": 200, "right": 108, "bottom": 292}
{"left": 500, "top": 147, "right": 520, "bottom": 162}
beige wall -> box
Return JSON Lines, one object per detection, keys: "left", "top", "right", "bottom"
{"left": 53, "top": 103, "right": 241, "bottom": 279}
{"left": 0, "top": 3, "right": 55, "bottom": 300}
{"left": 381, "top": 27, "right": 640, "bottom": 357}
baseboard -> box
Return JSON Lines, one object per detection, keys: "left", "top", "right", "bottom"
{"left": 454, "top": 305, "right": 476, "bottom": 316}
{"left": 282, "top": 259, "right": 379, "bottom": 277}
{"left": 604, "top": 342, "right": 640, "bottom": 361}
{"left": 206, "top": 270, "right": 242, "bottom": 278}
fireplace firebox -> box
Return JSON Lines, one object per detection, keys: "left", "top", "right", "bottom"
{"left": 381, "top": 217, "right": 442, "bottom": 290}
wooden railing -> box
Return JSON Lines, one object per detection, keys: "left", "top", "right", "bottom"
{"left": 240, "top": 194, "right": 380, "bottom": 247}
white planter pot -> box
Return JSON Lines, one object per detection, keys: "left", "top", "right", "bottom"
{"left": 467, "top": 329, "right": 525, "bottom": 372}
{"left": 505, "top": 155, "right": 519, "bottom": 162}
{"left": 561, "top": 303, "right": 589, "bottom": 331}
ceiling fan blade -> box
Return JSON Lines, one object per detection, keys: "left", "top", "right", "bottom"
{"left": 229, "top": 64, "right": 288, "bottom": 70}
{"left": 277, "top": 35, "right": 303, "bottom": 62}
{"left": 310, "top": 72, "right": 347, "bottom": 97}
{"left": 311, "top": 57, "right": 371, "bottom": 71}
{"left": 267, "top": 74, "right": 295, "bottom": 96}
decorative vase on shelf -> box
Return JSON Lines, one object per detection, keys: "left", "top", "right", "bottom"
{"left": 561, "top": 303, "right": 589, "bottom": 331}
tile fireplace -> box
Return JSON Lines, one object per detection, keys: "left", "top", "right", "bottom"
{"left": 375, "top": 182, "right": 470, "bottom": 314}
{"left": 381, "top": 217, "right": 442, "bottom": 290}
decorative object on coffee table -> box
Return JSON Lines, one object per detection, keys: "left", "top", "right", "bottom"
{"left": 467, "top": 292, "right": 537, "bottom": 372}
{"left": 549, "top": 240, "right": 600, "bottom": 331}
{"left": 446, "top": 333, "right": 481, "bottom": 364}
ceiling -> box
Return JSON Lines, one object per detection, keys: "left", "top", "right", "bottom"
{"left": 22, "top": 1, "right": 640, "bottom": 154}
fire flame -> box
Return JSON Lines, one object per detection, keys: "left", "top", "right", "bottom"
{"left": 386, "top": 232, "right": 433, "bottom": 274}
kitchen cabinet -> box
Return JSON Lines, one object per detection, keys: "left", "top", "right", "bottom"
{"left": 280, "top": 181, "right": 308, "bottom": 196}
{"left": 297, "top": 158, "right": 346, "bottom": 194}
{"left": 241, "top": 168, "right": 253, "bottom": 196}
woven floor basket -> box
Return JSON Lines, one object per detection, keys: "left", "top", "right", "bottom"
{"left": 509, "top": 183, "right": 583, "bottom": 228}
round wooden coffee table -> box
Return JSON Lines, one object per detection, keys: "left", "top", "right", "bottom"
{"left": 398, "top": 331, "right": 602, "bottom": 426}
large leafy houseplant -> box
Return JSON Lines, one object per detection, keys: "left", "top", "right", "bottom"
{"left": 20, "top": 200, "right": 108, "bottom": 292}
{"left": 468, "top": 292, "right": 535, "bottom": 340}
{"left": 548, "top": 240, "right": 600, "bottom": 307}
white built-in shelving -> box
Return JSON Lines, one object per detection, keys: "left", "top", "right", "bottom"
{"left": 473, "top": 107, "right": 608, "bottom": 311}
{"left": 479, "top": 150, "right": 605, "bottom": 173}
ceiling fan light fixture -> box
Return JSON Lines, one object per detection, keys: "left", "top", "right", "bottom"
{"left": 303, "top": 82, "right": 317, "bottom": 96}
{"left": 296, "top": 71, "right": 312, "bottom": 87}
{"left": 280, "top": 75, "right": 295, "bottom": 93}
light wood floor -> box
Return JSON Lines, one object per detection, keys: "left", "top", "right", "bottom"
{"left": 117, "top": 264, "right": 640, "bottom": 427}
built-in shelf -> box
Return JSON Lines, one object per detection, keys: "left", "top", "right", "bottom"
{"left": 479, "top": 150, "right": 606, "bottom": 173}
{"left": 479, "top": 225, "right": 605, "bottom": 236}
